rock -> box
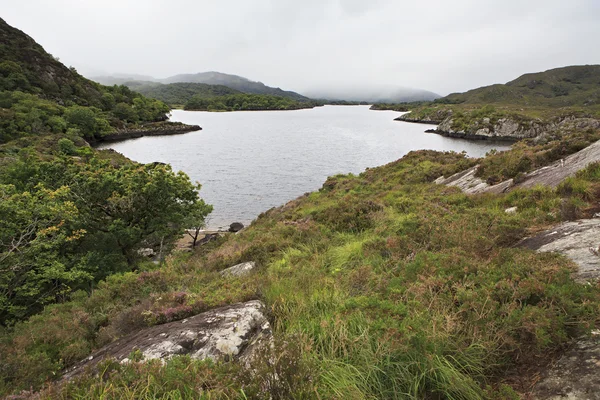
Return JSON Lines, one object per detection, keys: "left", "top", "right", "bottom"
{"left": 62, "top": 300, "right": 271, "bottom": 380}
{"left": 433, "top": 166, "right": 490, "bottom": 194}
{"left": 220, "top": 261, "right": 256, "bottom": 277}
{"left": 505, "top": 206, "right": 518, "bottom": 214}
{"left": 518, "top": 219, "right": 600, "bottom": 282}
{"left": 514, "top": 139, "right": 600, "bottom": 190}
{"left": 533, "top": 331, "right": 600, "bottom": 400}
{"left": 229, "top": 222, "right": 244, "bottom": 233}
{"left": 137, "top": 248, "right": 155, "bottom": 257}
{"left": 435, "top": 138, "right": 600, "bottom": 196}
{"left": 197, "top": 233, "right": 219, "bottom": 246}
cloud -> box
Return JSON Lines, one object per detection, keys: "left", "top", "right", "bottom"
{"left": 2, "top": 0, "right": 598, "bottom": 95}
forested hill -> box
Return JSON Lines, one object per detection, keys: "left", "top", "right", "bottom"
{"left": 162, "top": 71, "right": 309, "bottom": 101}
{"left": 438, "top": 65, "right": 600, "bottom": 107}
{"left": 128, "top": 81, "right": 241, "bottom": 106}
{"left": 0, "top": 17, "right": 104, "bottom": 105}
{"left": 92, "top": 71, "right": 309, "bottom": 101}
{"left": 0, "top": 17, "right": 183, "bottom": 143}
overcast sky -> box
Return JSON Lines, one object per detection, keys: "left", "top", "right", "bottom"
{"left": 2, "top": 0, "right": 599, "bottom": 96}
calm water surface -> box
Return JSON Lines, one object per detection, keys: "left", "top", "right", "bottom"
{"left": 97, "top": 106, "right": 509, "bottom": 229}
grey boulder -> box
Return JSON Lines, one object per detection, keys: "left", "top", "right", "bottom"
{"left": 63, "top": 300, "right": 271, "bottom": 380}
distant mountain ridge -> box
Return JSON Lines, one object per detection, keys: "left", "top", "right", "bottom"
{"left": 127, "top": 82, "right": 242, "bottom": 105}
{"left": 438, "top": 65, "right": 600, "bottom": 106}
{"left": 162, "top": 71, "right": 309, "bottom": 101}
{"left": 91, "top": 71, "right": 309, "bottom": 101}
{"left": 91, "top": 72, "right": 442, "bottom": 103}
{"left": 304, "top": 86, "right": 441, "bottom": 103}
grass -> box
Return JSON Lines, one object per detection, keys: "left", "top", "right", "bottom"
{"left": 2, "top": 150, "right": 600, "bottom": 399}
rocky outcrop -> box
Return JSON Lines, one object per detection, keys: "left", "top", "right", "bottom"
{"left": 518, "top": 219, "right": 600, "bottom": 282}
{"left": 220, "top": 261, "right": 256, "bottom": 277}
{"left": 533, "top": 331, "right": 600, "bottom": 400}
{"left": 514, "top": 138, "right": 600, "bottom": 190}
{"left": 434, "top": 117, "right": 543, "bottom": 140}
{"left": 435, "top": 139, "right": 600, "bottom": 195}
{"left": 96, "top": 123, "right": 201, "bottom": 143}
{"left": 62, "top": 300, "right": 271, "bottom": 380}
{"left": 434, "top": 166, "right": 513, "bottom": 195}
{"left": 398, "top": 110, "right": 600, "bottom": 141}
{"left": 394, "top": 116, "right": 440, "bottom": 125}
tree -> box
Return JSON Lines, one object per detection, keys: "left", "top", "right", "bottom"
{"left": 64, "top": 106, "right": 97, "bottom": 139}
{"left": 63, "top": 159, "right": 209, "bottom": 265}
{"left": 0, "top": 184, "right": 89, "bottom": 324}
{"left": 184, "top": 194, "right": 214, "bottom": 248}
{"left": 113, "top": 102, "right": 138, "bottom": 123}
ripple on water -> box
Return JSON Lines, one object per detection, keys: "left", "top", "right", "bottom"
{"left": 97, "top": 106, "right": 510, "bottom": 230}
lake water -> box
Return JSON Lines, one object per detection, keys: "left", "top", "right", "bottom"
{"left": 97, "top": 106, "right": 510, "bottom": 230}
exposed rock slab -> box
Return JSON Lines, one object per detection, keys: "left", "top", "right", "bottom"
{"left": 62, "top": 300, "right": 271, "bottom": 380}
{"left": 434, "top": 139, "right": 600, "bottom": 195}
{"left": 434, "top": 166, "right": 513, "bottom": 194}
{"left": 220, "top": 261, "right": 256, "bottom": 277}
{"left": 514, "top": 139, "right": 600, "bottom": 190}
{"left": 533, "top": 331, "right": 600, "bottom": 400}
{"left": 518, "top": 219, "right": 600, "bottom": 282}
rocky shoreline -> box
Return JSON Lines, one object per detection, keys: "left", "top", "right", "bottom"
{"left": 93, "top": 123, "right": 202, "bottom": 143}
{"left": 396, "top": 111, "right": 600, "bottom": 142}
{"left": 394, "top": 116, "right": 440, "bottom": 125}
{"left": 423, "top": 127, "right": 519, "bottom": 141}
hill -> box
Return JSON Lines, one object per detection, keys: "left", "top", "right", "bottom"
{"left": 0, "top": 18, "right": 204, "bottom": 143}
{"left": 129, "top": 81, "right": 241, "bottom": 106}
{"left": 440, "top": 65, "right": 600, "bottom": 107}
{"left": 397, "top": 65, "right": 600, "bottom": 140}
{"left": 161, "top": 71, "right": 309, "bottom": 101}
{"left": 92, "top": 71, "right": 309, "bottom": 102}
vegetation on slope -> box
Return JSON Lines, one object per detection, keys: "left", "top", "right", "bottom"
{"left": 2, "top": 18, "right": 600, "bottom": 400}
{"left": 0, "top": 18, "right": 177, "bottom": 143}
{"left": 92, "top": 71, "right": 310, "bottom": 102}
{"left": 162, "top": 71, "right": 309, "bottom": 101}
{"left": 0, "top": 19, "right": 212, "bottom": 324}
{"left": 395, "top": 65, "right": 600, "bottom": 137}
{"left": 127, "top": 81, "right": 241, "bottom": 106}
{"left": 440, "top": 65, "right": 600, "bottom": 107}
{"left": 184, "top": 93, "right": 319, "bottom": 111}
{"left": 2, "top": 147, "right": 600, "bottom": 398}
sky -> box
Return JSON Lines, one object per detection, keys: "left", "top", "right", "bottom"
{"left": 2, "top": 0, "right": 599, "bottom": 96}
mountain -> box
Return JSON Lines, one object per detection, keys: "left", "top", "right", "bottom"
{"left": 161, "top": 71, "right": 309, "bottom": 101}
{"left": 129, "top": 82, "right": 242, "bottom": 105}
{"left": 304, "top": 85, "right": 441, "bottom": 103}
{"left": 0, "top": 17, "right": 198, "bottom": 144}
{"left": 397, "top": 65, "right": 600, "bottom": 142}
{"left": 438, "top": 65, "right": 600, "bottom": 107}
{"left": 88, "top": 73, "right": 157, "bottom": 86}
{"left": 91, "top": 71, "right": 309, "bottom": 101}
{"left": 1, "top": 19, "right": 109, "bottom": 106}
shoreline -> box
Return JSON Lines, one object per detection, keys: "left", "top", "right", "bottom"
{"left": 423, "top": 128, "right": 519, "bottom": 142}
{"left": 92, "top": 123, "right": 202, "bottom": 144}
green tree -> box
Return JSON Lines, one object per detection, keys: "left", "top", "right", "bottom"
{"left": 0, "top": 184, "right": 90, "bottom": 324}
{"left": 184, "top": 194, "right": 214, "bottom": 248}
{"left": 64, "top": 106, "right": 98, "bottom": 139}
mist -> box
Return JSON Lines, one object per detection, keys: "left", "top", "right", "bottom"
{"left": 2, "top": 0, "right": 599, "bottom": 96}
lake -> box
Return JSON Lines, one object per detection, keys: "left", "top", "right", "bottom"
{"left": 97, "top": 106, "right": 510, "bottom": 230}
